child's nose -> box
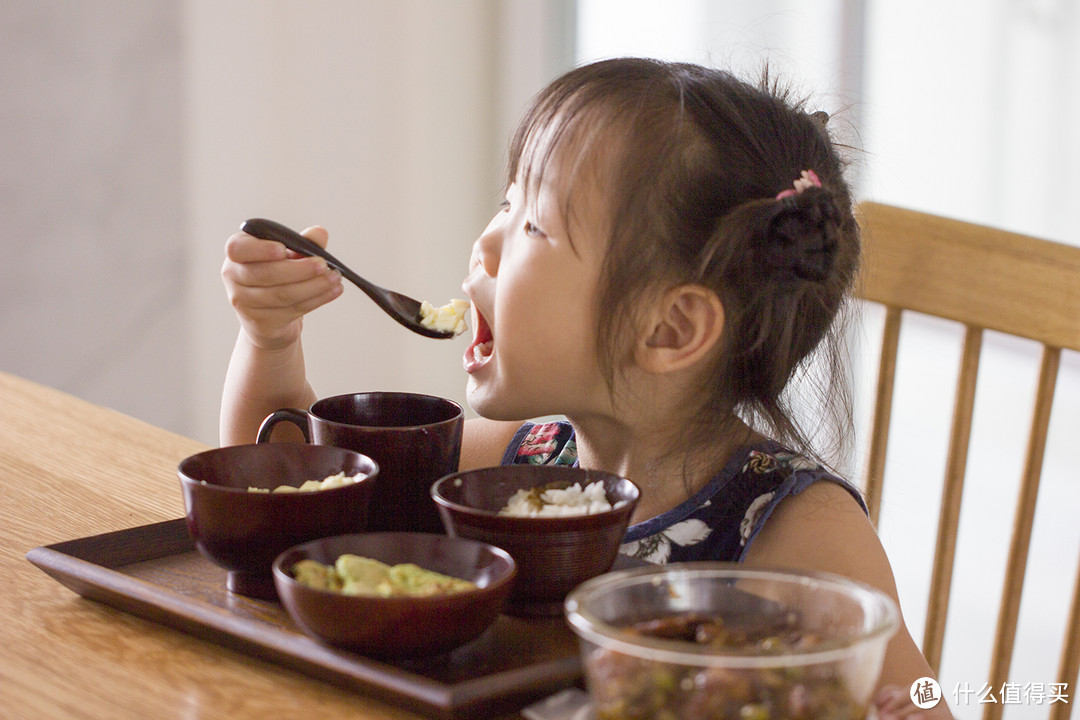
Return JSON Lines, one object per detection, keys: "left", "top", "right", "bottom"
{"left": 471, "top": 221, "right": 501, "bottom": 276}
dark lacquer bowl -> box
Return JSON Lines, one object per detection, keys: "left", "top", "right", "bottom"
{"left": 272, "top": 532, "right": 516, "bottom": 657}
{"left": 431, "top": 465, "right": 640, "bottom": 616}
{"left": 178, "top": 443, "right": 378, "bottom": 600}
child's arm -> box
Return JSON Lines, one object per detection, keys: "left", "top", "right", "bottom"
{"left": 459, "top": 417, "right": 525, "bottom": 470}
{"left": 742, "top": 481, "right": 955, "bottom": 720}
{"left": 219, "top": 226, "right": 343, "bottom": 445}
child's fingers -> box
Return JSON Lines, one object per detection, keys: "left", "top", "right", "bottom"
{"left": 223, "top": 228, "right": 339, "bottom": 290}
{"left": 225, "top": 227, "right": 328, "bottom": 261}
{"left": 230, "top": 278, "right": 343, "bottom": 349}
{"left": 875, "top": 686, "right": 908, "bottom": 711}
{"left": 227, "top": 252, "right": 334, "bottom": 289}
{"left": 225, "top": 231, "right": 290, "bottom": 263}
{"left": 220, "top": 223, "right": 341, "bottom": 350}
{"left": 283, "top": 280, "right": 343, "bottom": 316}
{"left": 277, "top": 226, "right": 331, "bottom": 260}
{"left": 874, "top": 685, "right": 927, "bottom": 720}
{"left": 299, "top": 225, "right": 330, "bottom": 248}
{"left": 240, "top": 286, "right": 342, "bottom": 328}
{"left": 878, "top": 710, "right": 926, "bottom": 720}
{"left": 230, "top": 272, "right": 342, "bottom": 313}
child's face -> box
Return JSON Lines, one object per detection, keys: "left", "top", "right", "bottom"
{"left": 460, "top": 148, "right": 613, "bottom": 421}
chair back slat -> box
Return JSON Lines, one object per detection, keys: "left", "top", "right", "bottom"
{"left": 855, "top": 202, "right": 1080, "bottom": 707}
{"left": 864, "top": 305, "right": 901, "bottom": 526}
{"left": 858, "top": 203, "right": 1080, "bottom": 351}
{"left": 922, "top": 326, "right": 982, "bottom": 673}
{"left": 984, "top": 347, "right": 1061, "bottom": 720}
{"left": 1051, "top": 565, "right": 1080, "bottom": 720}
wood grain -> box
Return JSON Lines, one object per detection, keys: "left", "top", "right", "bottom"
{"left": 0, "top": 371, "right": 451, "bottom": 720}
{"left": 922, "top": 325, "right": 981, "bottom": 673}
{"left": 855, "top": 203, "right": 1080, "bottom": 714}
{"left": 984, "top": 347, "right": 1061, "bottom": 720}
{"left": 25, "top": 519, "right": 583, "bottom": 719}
{"left": 857, "top": 202, "right": 1080, "bottom": 351}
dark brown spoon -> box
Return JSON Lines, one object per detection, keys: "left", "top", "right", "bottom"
{"left": 242, "top": 218, "right": 455, "bottom": 339}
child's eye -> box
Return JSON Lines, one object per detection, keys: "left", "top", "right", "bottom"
{"left": 524, "top": 221, "right": 543, "bottom": 237}
{"left": 499, "top": 199, "right": 511, "bottom": 211}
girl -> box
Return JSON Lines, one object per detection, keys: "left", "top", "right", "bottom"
{"left": 221, "top": 58, "right": 948, "bottom": 718}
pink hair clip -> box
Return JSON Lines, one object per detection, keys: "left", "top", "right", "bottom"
{"left": 776, "top": 170, "right": 821, "bottom": 199}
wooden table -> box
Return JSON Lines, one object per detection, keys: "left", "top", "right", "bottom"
{"left": 0, "top": 371, "right": 485, "bottom": 720}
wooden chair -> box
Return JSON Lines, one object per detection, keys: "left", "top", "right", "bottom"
{"left": 855, "top": 202, "right": 1080, "bottom": 720}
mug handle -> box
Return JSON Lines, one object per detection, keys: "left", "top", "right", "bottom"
{"left": 256, "top": 408, "right": 312, "bottom": 443}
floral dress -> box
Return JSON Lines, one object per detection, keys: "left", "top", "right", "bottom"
{"left": 500, "top": 421, "right": 867, "bottom": 564}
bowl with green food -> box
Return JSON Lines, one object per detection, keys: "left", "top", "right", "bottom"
{"left": 272, "top": 532, "right": 516, "bottom": 657}
{"left": 564, "top": 563, "right": 900, "bottom": 720}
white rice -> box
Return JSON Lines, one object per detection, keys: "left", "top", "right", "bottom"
{"left": 246, "top": 471, "right": 366, "bottom": 493}
{"left": 499, "top": 480, "right": 614, "bottom": 517}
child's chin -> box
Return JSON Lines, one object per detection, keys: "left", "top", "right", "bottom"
{"left": 465, "top": 384, "right": 525, "bottom": 423}
{"left": 464, "top": 380, "right": 493, "bottom": 415}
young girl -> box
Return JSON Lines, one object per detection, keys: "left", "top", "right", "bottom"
{"left": 221, "top": 57, "right": 949, "bottom": 718}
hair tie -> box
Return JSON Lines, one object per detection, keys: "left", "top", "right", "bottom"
{"left": 775, "top": 170, "right": 821, "bottom": 199}
{"left": 756, "top": 171, "right": 839, "bottom": 283}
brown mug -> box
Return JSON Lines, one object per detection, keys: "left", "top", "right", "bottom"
{"left": 257, "top": 392, "right": 463, "bottom": 534}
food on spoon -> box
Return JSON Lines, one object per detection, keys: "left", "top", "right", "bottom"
{"left": 291, "top": 554, "right": 477, "bottom": 597}
{"left": 247, "top": 470, "right": 366, "bottom": 493}
{"left": 419, "top": 298, "right": 470, "bottom": 335}
{"left": 500, "top": 480, "right": 616, "bottom": 517}
{"left": 588, "top": 612, "right": 866, "bottom": 720}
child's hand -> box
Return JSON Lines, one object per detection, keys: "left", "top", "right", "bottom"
{"left": 875, "top": 684, "right": 951, "bottom": 720}
{"left": 221, "top": 225, "right": 343, "bottom": 351}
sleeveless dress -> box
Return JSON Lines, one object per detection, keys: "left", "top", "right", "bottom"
{"left": 500, "top": 420, "right": 867, "bottom": 565}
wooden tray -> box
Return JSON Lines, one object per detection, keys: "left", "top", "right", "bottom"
{"left": 26, "top": 519, "right": 583, "bottom": 719}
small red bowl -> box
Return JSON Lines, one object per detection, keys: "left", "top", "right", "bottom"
{"left": 178, "top": 443, "right": 378, "bottom": 600}
{"left": 431, "top": 466, "right": 639, "bottom": 616}
{"left": 273, "top": 532, "right": 516, "bottom": 657}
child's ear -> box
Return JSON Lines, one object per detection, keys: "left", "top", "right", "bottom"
{"left": 636, "top": 285, "right": 725, "bottom": 373}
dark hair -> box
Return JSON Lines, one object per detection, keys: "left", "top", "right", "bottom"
{"left": 506, "top": 57, "right": 860, "bottom": 469}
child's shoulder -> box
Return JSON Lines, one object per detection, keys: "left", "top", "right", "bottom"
{"left": 620, "top": 441, "right": 866, "bottom": 565}
{"left": 740, "top": 444, "right": 824, "bottom": 475}
{"left": 734, "top": 442, "right": 867, "bottom": 548}
{"left": 460, "top": 418, "right": 528, "bottom": 470}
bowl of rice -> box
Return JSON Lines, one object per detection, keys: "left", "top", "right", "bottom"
{"left": 431, "top": 465, "right": 639, "bottom": 616}
{"left": 178, "top": 443, "right": 378, "bottom": 600}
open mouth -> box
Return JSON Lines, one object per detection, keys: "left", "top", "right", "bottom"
{"left": 463, "top": 306, "right": 494, "bottom": 372}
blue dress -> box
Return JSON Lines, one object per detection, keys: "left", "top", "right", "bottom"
{"left": 500, "top": 420, "right": 867, "bottom": 565}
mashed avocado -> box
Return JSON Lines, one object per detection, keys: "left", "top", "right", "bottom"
{"left": 291, "top": 559, "right": 343, "bottom": 591}
{"left": 291, "top": 554, "right": 476, "bottom": 597}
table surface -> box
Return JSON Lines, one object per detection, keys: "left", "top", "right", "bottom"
{"left": 0, "top": 371, "right": 504, "bottom": 720}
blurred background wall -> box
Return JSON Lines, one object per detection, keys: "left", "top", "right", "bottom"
{"left": 2, "top": 0, "right": 1077, "bottom": 713}
{"left": 2, "top": 1, "right": 189, "bottom": 433}
{"left": 1, "top": 0, "right": 575, "bottom": 446}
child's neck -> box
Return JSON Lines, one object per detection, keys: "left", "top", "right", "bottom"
{"left": 568, "top": 411, "right": 761, "bottom": 524}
